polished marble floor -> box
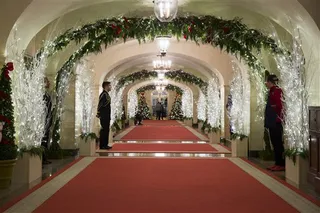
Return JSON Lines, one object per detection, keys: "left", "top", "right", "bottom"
{"left": 0, "top": 157, "right": 77, "bottom": 207}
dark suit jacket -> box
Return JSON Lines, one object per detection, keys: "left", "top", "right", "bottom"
{"left": 97, "top": 90, "right": 111, "bottom": 120}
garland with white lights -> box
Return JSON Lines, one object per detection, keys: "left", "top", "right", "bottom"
{"left": 117, "top": 69, "right": 207, "bottom": 92}
{"left": 36, "top": 15, "right": 309, "bottom": 157}
{"left": 136, "top": 84, "right": 183, "bottom": 95}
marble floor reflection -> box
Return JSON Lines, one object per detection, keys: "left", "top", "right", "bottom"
{"left": 249, "top": 157, "right": 320, "bottom": 201}
{"left": 112, "top": 140, "right": 208, "bottom": 143}
{"left": 0, "top": 157, "right": 77, "bottom": 207}
{"left": 98, "top": 152, "right": 226, "bottom": 158}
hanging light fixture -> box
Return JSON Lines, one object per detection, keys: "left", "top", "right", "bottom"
{"left": 157, "top": 72, "right": 165, "bottom": 80}
{"left": 154, "top": 0, "right": 178, "bottom": 22}
{"left": 156, "top": 36, "right": 171, "bottom": 56}
{"left": 153, "top": 59, "right": 172, "bottom": 70}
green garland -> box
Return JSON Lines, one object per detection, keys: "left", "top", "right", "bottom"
{"left": 136, "top": 84, "right": 183, "bottom": 95}
{"left": 38, "top": 15, "right": 288, "bottom": 157}
{"left": 43, "top": 15, "right": 285, "bottom": 92}
{"left": 117, "top": 69, "right": 207, "bottom": 93}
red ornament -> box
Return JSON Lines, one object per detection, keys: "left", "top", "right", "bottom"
{"left": 6, "top": 62, "right": 14, "bottom": 71}
{"left": 111, "top": 24, "right": 117, "bottom": 29}
{"left": 4, "top": 70, "right": 10, "bottom": 79}
{"left": 0, "top": 91, "right": 9, "bottom": 99}
{"left": 188, "top": 26, "right": 192, "bottom": 33}
{"left": 0, "top": 115, "right": 11, "bottom": 124}
{"left": 0, "top": 138, "right": 9, "bottom": 145}
{"left": 223, "top": 27, "right": 230, "bottom": 34}
{"left": 183, "top": 34, "right": 187, "bottom": 39}
{"left": 116, "top": 26, "right": 122, "bottom": 35}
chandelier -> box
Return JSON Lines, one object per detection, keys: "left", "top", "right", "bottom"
{"left": 153, "top": 59, "right": 172, "bottom": 70}
{"left": 154, "top": 0, "right": 178, "bottom": 22}
{"left": 156, "top": 36, "right": 171, "bottom": 56}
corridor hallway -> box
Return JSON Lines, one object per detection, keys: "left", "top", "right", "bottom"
{"left": 1, "top": 121, "right": 319, "bottom": 213}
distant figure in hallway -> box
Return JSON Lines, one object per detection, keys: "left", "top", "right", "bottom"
{"left": 135, "top": 106, "right": 143, "bottom": 125}
{"left": 265, "top": 74, "right": 285, "bottom": 171}
{"left": 160, "top": 103, "right": 165, "bottom": 120}
{"left": 97, "top": 81, "right": 112, "bottom": 150}
{"left": 41, "top": 77, "right": 53, "bottom": 165}
{"left": 155, "top": 101, "right": 162, "bottom": 120}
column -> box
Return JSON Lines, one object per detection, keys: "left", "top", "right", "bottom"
{"left": 223, "top": 85, "right": 230, "bottom": 139}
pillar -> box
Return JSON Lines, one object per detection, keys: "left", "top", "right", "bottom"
{"left": 223, "top": 85, "right": 231, "bottom": 139}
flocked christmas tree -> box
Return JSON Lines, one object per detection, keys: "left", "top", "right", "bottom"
{"left": 170, "top": 95, "right": 184, "bottom": 120}
{"left": 137, "top": 93, "right": 151, "bottom": 119}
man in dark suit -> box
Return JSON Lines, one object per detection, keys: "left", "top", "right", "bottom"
{"left": 96, "top": 81, "right": 112, "bottom": 150}
{"left": 265, "top": 74, "right": 285, "bottom": 171}
{"left": 42, "top": 77, "right": 52, "bottom": 165}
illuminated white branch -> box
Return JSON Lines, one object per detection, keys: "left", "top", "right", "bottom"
{"left": 75, "top": 60, "right": 94, "bottom": 137}
{"left": 229, "top": 61, "right": 250, "bottom": 136}
{"left": 128, "top": 89, "right": 138, "bottom": 118}
{"left": 197, "top": 91, "right": 206, "bottom": 121}
{"left": 108, "top": 75, "right": 125, "bottom": 124}
{"left": 182, "top": 89, "right": 193, "bottom": 118}
{"left": 7, "top": 33, "right": 49, "bottom": 149}
{"left": 275, "top": 29, "right": 308, "bottom": 151}
{"left": 207, "top": 78, "right": 221, "bottom": 128}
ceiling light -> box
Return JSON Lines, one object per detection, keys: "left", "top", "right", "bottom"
{"left": 154, "top": 0, "right": 178, "bottom": 22}
{"left": 156, "top": 36, "right": 171, "bottom": 55}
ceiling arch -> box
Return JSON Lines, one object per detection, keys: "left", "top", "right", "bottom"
{"left": 3, "top": 0, "right": 319, "bottom": 58}
{"left": 102, "top": 52, "right": 217, "bottom": 81}
{"left": 90, "top": 39, "right": 231, "bottom": 86}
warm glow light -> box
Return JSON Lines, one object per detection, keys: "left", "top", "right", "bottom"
{"left": 157, "top": 72, "right": 165, "bottom": 80}
{"left": 154, "top": 0, "right": 178, "bottom": 22}
{"left": 153, "top": 59, "right": 172, "bottom": 69}
{"left": 156, "top": 36, "right": 171, "bottom": 54}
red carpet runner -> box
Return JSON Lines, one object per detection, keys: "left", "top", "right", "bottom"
{"left": 142, "top": 120, "right": 181, "bottom": 126}
{"left": 107, "top": 143, "right": 217, "bottom": 152}
{"left": 121, "top": 120, "right": 202, "bottom": 141}
{"left": 34, "top": 158, "right": 298, "bottom": 213}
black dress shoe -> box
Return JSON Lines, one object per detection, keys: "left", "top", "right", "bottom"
{"left": 106, "top": 146, "right": 112, "bottom": 149}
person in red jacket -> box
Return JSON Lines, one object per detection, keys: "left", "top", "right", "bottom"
{"left": 264, "top": 74, "right": 285, "bottom": 171}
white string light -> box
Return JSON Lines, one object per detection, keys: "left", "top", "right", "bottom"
{"left": 75, "top": 60, "right": 94, "bottom": 138}
{"left": 207, "top": 78, "right": 221, "bottom": 128}
{"left": 108, "top": 75, "right": 125, "bottom": 125}
{"left": 6, "top": 30, "right": 49, "bottom": 149}
{"left": 275, "top": 28, "right": 309, "bottom": 150}
{"left": 128, "top": 89, "right": 138, "bottom": 118}
{"left": 182, "top": 88, "right": 193, "bottom": 118}
{"left": 229, "top": 61, "right": 250, "bottom": 136}
{"left": 197, "top": 91, "right": 206, "bottom": 121}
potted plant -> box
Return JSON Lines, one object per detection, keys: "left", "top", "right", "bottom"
{"left": 0, "top": 62, "right": 18, "bottom": 189}
{"left": 230, "top": 133, "right": 248, "bottom": 157}
{"left": 284, "top": 148, "right": 309, "bottom": 187}
{"left": 208, "top": 126, "right": 221, "bottom": 144}
{"left": 79, "top": 132, "right": 97, "bottom": 156}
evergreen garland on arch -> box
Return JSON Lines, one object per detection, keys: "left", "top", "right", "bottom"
{"left": 117, "top": 69, "right": 207, "bottom": 93}
{"left": 43, "top": 15, "right": 286, "bottom": 91}
{"left": 137, "top": 84, "right": 183, "bottom": 95}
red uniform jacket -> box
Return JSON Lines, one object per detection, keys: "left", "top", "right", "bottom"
{"left": 268, "top": 86, "right": 283, "bottom": 123}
